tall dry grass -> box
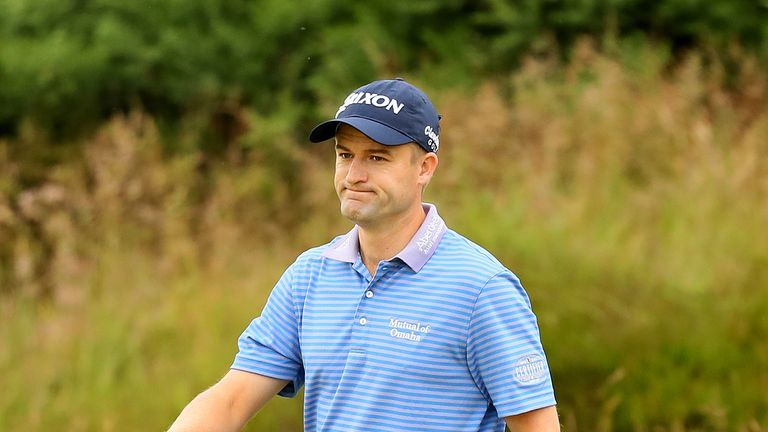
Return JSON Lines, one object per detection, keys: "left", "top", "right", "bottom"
{"left": 1, "top": 41, "right": 767, "bottom": 431}
{"left": 433, "top": 41, "right": 768, "bottom": 431}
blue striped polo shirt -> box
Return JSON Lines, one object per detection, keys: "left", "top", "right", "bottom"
{"left": 232, "top": 203, "right": 556, "bottom": 431}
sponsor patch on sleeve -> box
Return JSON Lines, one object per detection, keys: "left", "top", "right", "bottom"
{"left": 512, "top": 353, "right": 548, "bottom": 385}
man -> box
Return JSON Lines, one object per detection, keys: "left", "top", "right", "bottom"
{"left": 169, "top": 79, "right": 560, "bottom": 431}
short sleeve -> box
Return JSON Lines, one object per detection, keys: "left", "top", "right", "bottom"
{"left": 466, "top": 271, "right": 556, "bottom": 417}
{"left": 231, "top": 264, "right": 304, "bottom": 397}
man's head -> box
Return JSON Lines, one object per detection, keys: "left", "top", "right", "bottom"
{"left": 309, "top": 79, "right": 441, "bottom": 228}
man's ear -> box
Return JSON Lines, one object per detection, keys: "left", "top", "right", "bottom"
{"left": 418, "top": 152, "right": 439, "bottom": 186}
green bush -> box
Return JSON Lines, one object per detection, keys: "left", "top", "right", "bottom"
{"left": 1, "top": 0, "right": 767, "bottom": 143}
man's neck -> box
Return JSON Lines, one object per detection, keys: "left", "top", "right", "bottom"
{"left": 357, "top": 204, "right": 426, "bottom": 276}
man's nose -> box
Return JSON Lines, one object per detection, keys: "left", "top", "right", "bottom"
{"left": 345, "top": 157, "right": 367, "bottom": 183}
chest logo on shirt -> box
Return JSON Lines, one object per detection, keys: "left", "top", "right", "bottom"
{"left": 389, "top": 317, "right": 431, "bottom": 342}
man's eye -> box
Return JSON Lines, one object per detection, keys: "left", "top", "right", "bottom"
{"left": 338, "top": 153, "right": 352, "bottom": 159}
{"left": 370, "top": 155, "right": 385, "bottom": 161}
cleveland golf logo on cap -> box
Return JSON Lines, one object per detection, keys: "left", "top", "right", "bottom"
{"left": 336, "top": 91, "right": 405, "bottom": 118}
{"left": 424, "top": 125, "right": 439, "bottom": 152}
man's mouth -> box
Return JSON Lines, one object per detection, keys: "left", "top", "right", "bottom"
{"left": 345, "top": 189, "right": 372, "bottom": 195}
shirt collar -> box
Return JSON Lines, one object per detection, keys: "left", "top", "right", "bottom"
{"left": 320, "top": 203, "right": 447, "bottom": 273}
{"left": 320, "top": 225, "right": 360, "bottom": 263}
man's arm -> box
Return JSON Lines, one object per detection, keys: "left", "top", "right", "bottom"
{"left": 505, "top": 405, "right": 560, "bottom": 432}
{"left": 167, "top": 369, "right": 289, "bottom": 432}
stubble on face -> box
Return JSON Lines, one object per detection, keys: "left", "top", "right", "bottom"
{"left": 338, "top": 186, "right": 376, "bottom": 223}
{"left": 333, "top": 126, "right": 423, "bottom": 229}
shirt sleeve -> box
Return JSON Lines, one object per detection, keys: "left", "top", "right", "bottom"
{"left": 231, "top": 263, "right": 304, "bottom": 397}
{"left": 466, "top": 271, "right": 556, "bottom": 417}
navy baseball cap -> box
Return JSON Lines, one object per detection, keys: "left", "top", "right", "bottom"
{"left": 309, "top": 78, "right": 441, "bottom": 153}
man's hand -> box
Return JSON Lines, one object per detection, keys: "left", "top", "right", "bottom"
{"left": 167, "top": 369, "right": 289, "bottom": 432}
{"left": 505, "top": 405, "right": 560, "bottom": 432}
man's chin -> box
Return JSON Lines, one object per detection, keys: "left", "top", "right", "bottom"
{"left": 340, "top": 202, "right": 375, "bottom": 223}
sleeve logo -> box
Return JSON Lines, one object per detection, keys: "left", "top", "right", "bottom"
{"left": 512, "top": 353, "right": 548, "bottom": 385}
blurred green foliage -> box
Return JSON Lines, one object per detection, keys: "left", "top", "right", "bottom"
{"left": 1, "top": 0, "right": 767, "bottom": 142}
{"left": 2, "top": 2, "right": 768, "bottom": 431}
{"left": 2, "top": 41, "right": 768, "bottom": 430}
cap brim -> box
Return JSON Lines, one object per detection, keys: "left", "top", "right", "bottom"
{"left": 309, "top": 117, "right": 413, "bottom": 145}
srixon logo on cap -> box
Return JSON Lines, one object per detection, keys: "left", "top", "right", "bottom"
{"left": 336, "top": 91, "right": 405, "bottom": 118}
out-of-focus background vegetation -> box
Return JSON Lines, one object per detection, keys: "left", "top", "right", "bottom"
{"left": 1, "top": 1, "right": 767, "bottom": 430}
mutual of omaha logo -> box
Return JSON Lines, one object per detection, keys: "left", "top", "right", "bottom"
{"left": 512, "top": 353, "right": 548, "bottom": 385}
{"left": 389, "top": 317, "right": 431, "bottom": 342}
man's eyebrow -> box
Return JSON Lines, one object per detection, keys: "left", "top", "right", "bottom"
{"left": 374, "top": 147, "right": 393, "bottom": 155}
{"left": 335, "top": 143, "right": 351, "bottom": 152}
{"left": 334, "top": 143, "right": 393, "bottom": 155}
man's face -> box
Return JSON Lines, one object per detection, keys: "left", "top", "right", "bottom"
{"left": 334, "top": 125, "right": 435, "bottom": 228}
